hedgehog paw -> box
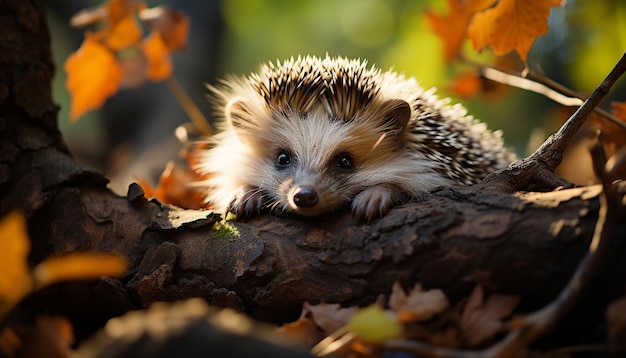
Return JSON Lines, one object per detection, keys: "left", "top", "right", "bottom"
{"left": 351, "top": 186, "right": 393, "bottom": 223}
{"left": 229, "top": 188, "right": 265, "bottom": 220}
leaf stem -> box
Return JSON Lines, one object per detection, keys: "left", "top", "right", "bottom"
{"left": 166, "top": 76, "right": 213, "bottom": 136}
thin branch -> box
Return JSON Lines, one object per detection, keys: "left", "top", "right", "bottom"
{"left": 532, "top": 52, "right": 626, "bottom": 170}
{"left": 480, "top": 67, "right": 583, "bottom": 107}
{"left": 166, "top": 76, "right": 214, "bottom": 136}
{"left": 467, "top": 58, "right": 626, "bottom": 131}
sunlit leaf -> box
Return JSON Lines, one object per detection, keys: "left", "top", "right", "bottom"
{"left": 141, "top": 31, "right": 173, "bottom": 82}
{"left": 33, "top": 253, "right": 128, "bottom": 287}
{"left": 0, "top": 211, "right": 33, "bottom": 314}
{"left": 425, "top": 0, "right": 495, "bottom": 62}
{"left": 104, "top": 13, "right": 143, "bottom": 51}
{"left": 347, "top": 305, "right": 402, "bottom": 344}
{"left": 65, "top": 34, "right": 124, "bottom": 121}
{"left": 468, "top": 0, "right": 565, "bottom": 61}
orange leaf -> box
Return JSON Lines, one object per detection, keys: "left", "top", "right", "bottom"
{"left": 451, "top": 71, "right": 483, "bottom": 98}
{"left": 468, "top": 0, "right": 565, "bottom": 61}
{"left": 138, "top": 161, "right": 208, "bottom": 209}
{"left": 611, "top": 102, "right": 626, "bottom": 122}
{"left": 106, "top": 0, "right": 146, "bottom": 23}
{"left": 0, "top": 211, "right": 33, "bottom": 315}
{"left": 426, "top": 0, "right": 495, "bottom": 62}
{"left": 141, "top": 31, "right": 172, "bottom": 82}
{"left": 65, "top": 34, "right": 124, "bottom": 121}
{"left": 104, "top": 13, "right": 143, "bottom": 51}
{"left": 140, "top": 6, "right": 190, "bottom": 51}
{"left": 33, "top": 253, "right": 128, "bottom": 287}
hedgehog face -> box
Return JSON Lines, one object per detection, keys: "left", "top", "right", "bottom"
{"left": 238, "top": 104, "right": 408, "bottom": 217}
{"left": 257, "top": 109, "right": 360, "bottom": 216}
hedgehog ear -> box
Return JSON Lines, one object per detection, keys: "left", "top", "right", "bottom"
{"left": 381, "top": 99, "right": 411, "bottom": 131}
{"left": 225, "top": 98, "right": 255, "bottom": 130}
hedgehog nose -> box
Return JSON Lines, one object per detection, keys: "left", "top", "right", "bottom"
{"left": 292, "top": 186, "right": 318, "bottom": 208}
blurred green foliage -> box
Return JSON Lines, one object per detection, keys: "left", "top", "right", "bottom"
{"left": 49, "top": 0, "right": 626, "bottom": 158}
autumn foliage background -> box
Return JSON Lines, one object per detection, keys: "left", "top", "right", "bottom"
{"left": 46, "top": 0, "right": 626, "bottom": 193}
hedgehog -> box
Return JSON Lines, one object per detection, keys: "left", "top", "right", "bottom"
{"left": 196, "top": 56, "right": 516, "bottom": 223}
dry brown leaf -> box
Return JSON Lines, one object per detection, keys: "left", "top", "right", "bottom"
{"left": 460, "top": 285, "right": 519, "bottom": 347}
{"left": 140, "top": 6, "right": 190, "bottom": 51}
{"left": 277, "top": 316, "right": 324, "bottom": 347}
{"left": 303, "top": 302, "right": 357, "bottom": 335}
{"left": 389, "top": 282, "right": 449, "bottom": 323}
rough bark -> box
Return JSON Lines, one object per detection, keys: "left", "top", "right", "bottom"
{"left": 1, "top": 0, "right": 625, "bottom": 348}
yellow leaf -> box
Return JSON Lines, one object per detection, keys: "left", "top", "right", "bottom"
{"left": 0, "top": 211, "right": 33, "bottom": 312}
{"left": 33, "top": 253, "right": 128, "bottom": 287}
{"left": 347, "top": 305, "right": 401, "bottom": 344}
{"left": 467, "top": 0, "right": 565, "bottom": 61}
{"left": 141, "top": 31, "right": 172, "bottom": 82}
{"left": 64, "top": 34, "right": 124, "bottom": 121}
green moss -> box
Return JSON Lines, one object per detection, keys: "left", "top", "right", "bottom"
{"left": 211, "top": 214, "right": 241, "bottom": 239}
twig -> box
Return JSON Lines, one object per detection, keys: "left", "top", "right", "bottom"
{"left": 480, "top": 67, "right": 583, "bottom": 107}
{"left": 531, "top": 51, "right": 626, "bottom": 170}
{"left": 166, "top": 77, "right": 214, "bottom": 136}
{"left": 467, "top": 58, "right": 626, "bottom": 131}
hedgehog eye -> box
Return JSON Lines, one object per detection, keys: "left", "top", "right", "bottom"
{"left": 336, "top": 153, "right": 354, "bottom": 170}
{"left": 276, "top": 150, "right": 292, "bottom": 167}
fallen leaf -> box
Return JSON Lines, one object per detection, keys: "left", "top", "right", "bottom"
{"left": 468, "top": 0, "right": 565, "bottom": 61}
{"left": 64, "top": 34, "right": 124, "bottom": 121}
{"left": 460, "top": 285, "right": 519, "bottom": 347}
{"left": 276, "top": 316, "right": 323, "bottom": 347}
{"left": 33, "top": 253, "right": 128, "bottom": 287}
{"left": 303, "top": 302, "right": 357, "bottom": 335}
{"left": 347, "top": 305, "right": 402, "bottom": 344}
{"left": 0, "top": 211, "right": 34, "bottom": 318}
{"left": 389, "top": 282, "right": 449, "bottom": 322}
